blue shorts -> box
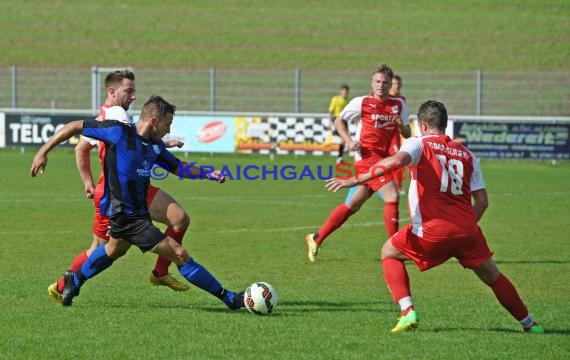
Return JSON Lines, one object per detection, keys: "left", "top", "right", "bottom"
{"left": 110, "top": 214, "right": 167, "bottom": 252}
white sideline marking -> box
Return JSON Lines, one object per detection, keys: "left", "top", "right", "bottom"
{"left": 0, "top": 218, "right": 411, "bottom": 236}
{"left": 209, "top": 217, "right": 411, "bottom": 234}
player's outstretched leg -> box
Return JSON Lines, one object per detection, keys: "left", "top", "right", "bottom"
{"left": 381, "top": 239, "right": 418, "bottom": 333}
{"left": 178, "top": 258, "right": 244, "bottom": 310}
{"left": 305, "top": 186, "right": 371, "bottom": 262}
{"left": 148, "top": 189, "right": 190, "bottom": 292}
{"left": 305, "top": 203, "right": 354, "bottom": 262}
{"left": 153, "top": 237, "right": 244, "bottom": 310}
{"left": 474, "top": 259, "right": 544, "bottom": 333}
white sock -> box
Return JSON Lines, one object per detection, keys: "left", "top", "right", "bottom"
{"left": 519, "top": 314, "right": 534, "bottom": 328}
{"left": 398, "top": 296, "right": 413, "bottom": 312}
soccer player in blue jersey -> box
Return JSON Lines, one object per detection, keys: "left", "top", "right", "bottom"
{"left": 31, "top": 96, "right": 244, "bottom": 309}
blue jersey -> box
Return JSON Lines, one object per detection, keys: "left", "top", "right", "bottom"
{"left": 82, "top": 120, "right": 180, "bottom": 217}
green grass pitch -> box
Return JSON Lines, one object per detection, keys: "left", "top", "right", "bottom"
{"left": 0, "top": 149, "right": 568, "bottom": 359}
{"left": 0, "top": 0, "right": 568, "bottom": 70}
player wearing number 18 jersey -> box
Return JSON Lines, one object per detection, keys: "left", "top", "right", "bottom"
{"left": 325, "top": 100, "right": 543, "bottom": 334}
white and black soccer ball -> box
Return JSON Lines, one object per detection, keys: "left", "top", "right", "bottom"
{"left": 244, "top": 282, "right": 278, "bottom": 315}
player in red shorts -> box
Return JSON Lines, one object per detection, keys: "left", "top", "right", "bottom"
{"left": 388, "top": 74, "right": 408, "bottom": 195}
{"left": 305, "top": 64, "right": 411, "bottom": 262}
{"left": 48, "top": 70, "right": 197, "bottom": 302}
{"left": 325, "top": 100, "right": 543, "bottom": 333}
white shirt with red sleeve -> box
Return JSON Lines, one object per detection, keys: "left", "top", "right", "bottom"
{"left": 399, "top": 135, "right": 485, "bottom": 239}
{"left": 83, "top": 105, "right": 131, "bottom": 146}
{"left": 340, "top": 95, "right": 407, "bottom": 161}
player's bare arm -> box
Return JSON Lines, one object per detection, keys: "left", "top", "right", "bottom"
{"left": 400, "top": 123, "right": 412, "bottom": 138}
{"left": 31, "top": 120, "right": 85, "bottom": 177}
{"left": 335, "top": 118, "right": 359, "bottom": 151}
{"left": 164, "top": 139, "right": 185, "bottom": 148}
{"left": 393, "top": 112, "right": 412, "bottom": 138}
{"left": 472, "top": 189, "right": 489, "bottom": 222}
{"left": 75, "top": 137, "right": 97, "bottom": 199}
{"left": 325, "top": 151, "right": 412, "bottom": 192}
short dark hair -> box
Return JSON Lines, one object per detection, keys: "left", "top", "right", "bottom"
{"left": 340, "top": 84, "right": 350, "bottom": 91}
{"left": 104, "top": 69, "right": 135, "bottom": 89}
{"left": 417, "top": 100, "right": 448, "bottom": 131}
{"left": 372, "top": 64, "right": 394, "bottom": 80}
{"left": 393, "top": 74, "right": 402, "bottom": 83}
{"left": 141, "top": 95, "right": 176, "bottom": 121}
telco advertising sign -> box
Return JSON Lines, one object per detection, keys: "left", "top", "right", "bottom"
{"left": 4, "top": 113, "right": 86, "bottom": 146}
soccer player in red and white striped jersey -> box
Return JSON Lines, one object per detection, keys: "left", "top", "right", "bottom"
{"left": 305, "top": 64, "right": 411, "bottom": 262}
{"left": 325, "top": 100, "right": 543, "bottom": 334}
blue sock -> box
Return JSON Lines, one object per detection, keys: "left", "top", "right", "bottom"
{"left": 178, "top": 259, "right": 223, "bottom": 296}
{"left": 73, "top": 244, "right": 115, "bottom": 287}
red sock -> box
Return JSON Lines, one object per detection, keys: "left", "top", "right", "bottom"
{"left": 56, "top": 251, "right": 88, "bottom": 293}
{"left": 153, "top": 226, "right": 186, "bottom": 277}
{"left": 382, "top": 258, "right": 411, "bottom": 304}
{"left": 383, "top": 201, "right": 399, "bottom": 237}
{"left": 314, "top": 203, "right": 354, "bottom": 246}
{"left": 490, "top": 273, "right": 529, "bottom": 321}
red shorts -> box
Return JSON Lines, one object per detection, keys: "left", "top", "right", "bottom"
{"left": 388, "top": 133, "right": 401, "bottom": 156}
{"left": 92, "top": 183, "right": 161, "bottom": 240}
{"left": 355, "top": 157, "right": 392, "bottom": 192}
{"left": 390, "top": 225, "right": 493, "bottom": 271}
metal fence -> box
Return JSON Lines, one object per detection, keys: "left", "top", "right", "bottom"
{"left": 1, "top": 67, "right": 568, "bottom": 116}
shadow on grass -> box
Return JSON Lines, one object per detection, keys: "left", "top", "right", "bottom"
{"left": 279, "top": 299, "right": 391, "bottom": 314}
{"left": 494, "top": 260, "right": 570, "bottom": 265}
{"left": 429, "top": 327, "right": 570, "bottom": 335}
{"left": 102, "top": 299, "right": 392, "bottom": 316}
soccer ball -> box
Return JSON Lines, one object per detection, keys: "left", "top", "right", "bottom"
{"left": 244, "top": 282, "right": 278, "bottom": 315}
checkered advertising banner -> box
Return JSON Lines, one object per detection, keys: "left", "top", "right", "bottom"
{"left": 235, "top": 116, "right": 355, "bottom": 155}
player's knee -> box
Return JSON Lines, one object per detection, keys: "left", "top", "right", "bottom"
{"left": 170, "top": 209, "right": 190, "bottom": 232}
{"left": 380, "top": 241, "right": 393, "bottom": 259}
{"left": 348, "top": 203, "right": 361, "bottom": 212}
{"left": 474, "top": 261, "right": 500, "bottom": 285}
{"left": 106, "top": 244, "right": 128, "bottom": 259}
{"left": 477, "top": 271, "right": 496, "bottom": 286}
{"left": 174, "top": 247, "right": 189, "bottom": 264}
{"left": 93, "top": 236, "right": 107, "bottom": 247}
{"left": 384, "top": 191, "right": 399, "bottom": 202}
